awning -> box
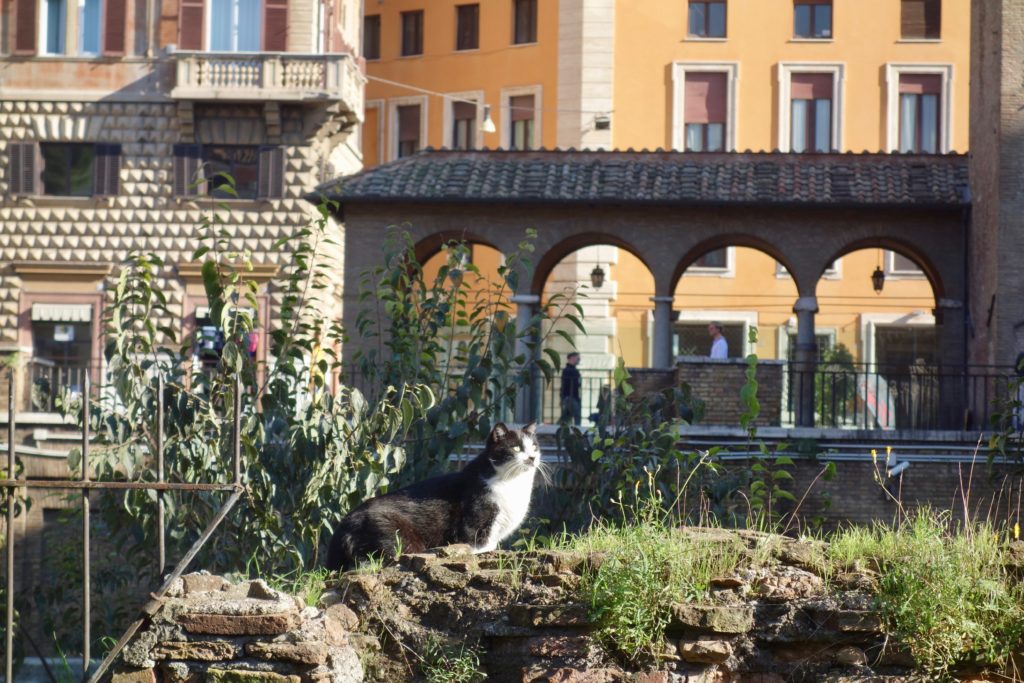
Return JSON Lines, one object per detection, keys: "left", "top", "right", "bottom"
{"left": 31, "top": 303, "right": 92, "bottom": 322}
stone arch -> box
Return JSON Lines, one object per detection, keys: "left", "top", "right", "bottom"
{"left": 412, "top": 230, "right": 504, "bottom": 266}
{"left": 818, "top": 236, "right": 945, "bottom": 301}
{"left": 671, "top": 234, "right": 803, "bottom": 294}
{"left": 530, "top": 232, "right": 655, "bottom": 296}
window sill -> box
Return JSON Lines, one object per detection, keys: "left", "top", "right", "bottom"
{"left": 398, "top": 53, "right": 424, "bottom": 59}
{"left": 896, "top": 38, "right": 942, "bottom": 43}
{"left": 683, "top": 36, "right": 727, "bottom": 42}
{"left": 509, "top": 41, "right": 539, "bottom": 48}
{"left": 789, "top": 37, "right": 833, "bottom": 43}
{"left": 10, "top": 195, "right": 104, "bottom": 207}
{"left": 23, "top": 54, "right": 152, "bottom": 63}
{"left": 454, "top": 48, "right": 481, "bottom": 54}
{"left": 684, "top": 269, "right": 735, "bottom": 278}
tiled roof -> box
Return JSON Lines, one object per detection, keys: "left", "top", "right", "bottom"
{"left": 317, "top": 149, "right": 970, "bottom": 208}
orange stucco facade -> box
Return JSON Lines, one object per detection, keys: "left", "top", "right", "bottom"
{"left": 365, "top": 0, "right": 966, "bottom": 369}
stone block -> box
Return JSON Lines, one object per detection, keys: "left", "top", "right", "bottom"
{"left": 111, "top": 668, "right": 157, "bottom": 683}
{"left": 833, "top": 645, "right": 867, "bottom": 666}
{"left": 510, "top": 603, "right": 591, "bottom": 627}
{"left": 246, "top": 641, "right": 330, "bottom": 665}
{"left": 178, "top": 613, "right": 301, "bottom": 636}
{"left": 669, "top": 604, "right": 754, "bottom": 634}
{"left": 836, "top": 610, "right": 883, "bottom": 633}
{"left": 152, "top": 641, "right": 240, "bottom": 661}
{"left": 324, "top": 603, "right": 359, "bottom": 631}
{"left": 680, "top": 639, "right": 732, "bottom": 664}
{"left": 205, "top": 670, "right": 301, "bottom": 683}
{"left": 527, "top": 635, "right": 592, "bottom": 659}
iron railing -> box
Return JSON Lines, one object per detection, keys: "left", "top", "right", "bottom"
{"left": 22, "top": 359, "right": 91, "bottom": 413}
{"left": 539, "top": 369, "right": 615, "bottom": 427}
{"left": 1, "top": 369, "right": 245, "bottom": 683}
{"left": 783, "top": 363, "right": 1017, "bottom": 431}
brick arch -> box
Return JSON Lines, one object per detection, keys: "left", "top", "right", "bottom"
{"left": 413, "top": 231, "right": 504, "bottom": 265}
{"left": 819, "top": 237, "right": 945, "bottom": 300}
{"left": 670, "top": 234, "right": 802, "bottom": 294}
{"left": 530, "top": 232, "right": 655, "bottom": 297}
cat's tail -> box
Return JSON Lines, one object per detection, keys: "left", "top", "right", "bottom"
{"left": 325, "top": 526, "right": 356, "bottom": 571}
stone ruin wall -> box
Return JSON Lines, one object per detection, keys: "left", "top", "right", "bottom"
{"left": 108, "top": 529, "right": 1023, "bottom": 683}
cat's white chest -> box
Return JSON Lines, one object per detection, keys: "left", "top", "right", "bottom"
{"left": 479, "top": 468, "right": 536, "bottom": 552}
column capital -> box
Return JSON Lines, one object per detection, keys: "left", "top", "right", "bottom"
{"left": 793, "top": 296, "right": 818, "bottom": 313}
{"left": 650, "top": 296, "right": 674, "bottom": 304}
{"left": 510, "top": 294, "right": 541, "bottom": 305}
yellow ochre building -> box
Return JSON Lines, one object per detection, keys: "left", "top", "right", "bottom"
{"left": 362, "top": 0, "right": 967, "bottom": 373}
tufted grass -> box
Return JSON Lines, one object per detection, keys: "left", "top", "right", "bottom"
{"left": 828, "top": 511, "right": 1024, "bottom": 681}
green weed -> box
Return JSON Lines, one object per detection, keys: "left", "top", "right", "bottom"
{"left": 828, "top": 511, "right": 1024, "bottom": 681}
{"left": 420, "top": 638, "right": 486, "bottom": 683}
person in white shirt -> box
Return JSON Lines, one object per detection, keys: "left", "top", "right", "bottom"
{"left": 708, "top": 322, "right": 728, "bottom": 359}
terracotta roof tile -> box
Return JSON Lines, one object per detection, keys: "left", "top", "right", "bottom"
{"left": 317, "top": 149, "right": 969, "bottom": 207}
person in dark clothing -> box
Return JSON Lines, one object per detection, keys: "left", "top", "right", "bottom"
{"left": 560, "top": 352, "right": 582, "bottom": 426}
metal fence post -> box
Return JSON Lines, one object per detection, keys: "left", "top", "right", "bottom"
{"left": 5, "top": 372, "right": 15, "bottom": 683}
{"left": 81, "top": 372, "right": 91, "bottom": 679}
{"left": 157, "top": 374, "right": 165, "bottom": 574}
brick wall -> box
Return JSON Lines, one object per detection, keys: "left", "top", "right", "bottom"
{"left": 675, "top": 357, "right": 783, "bottom": 427}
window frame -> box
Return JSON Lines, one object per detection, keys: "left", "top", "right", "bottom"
{"left": 672, "top": 62, "right": 739, "bottom": 153}
{"left": 400, "top": 9, "right": 424, "bottom": 57}
{"left": 388, "top": 95, "right": 428, "bottom": 161}
{"left": 682, "top": 246, "right": 736, "bottom": 278}
{"left": 455, "top": 3, "right": 479, "bottom": 51}
{"left": 686, "top": 1, "right": 727, "bottom": 39}
{"left": 500, "top": 85, "right": 542, "bottom": 151}
{"left": 205, "top": 0, "right": 263, "bottom": 52}
{"left": 884, "top": 64, "right": 953, "bottom": 154}
{"left": 793, "top": 0, "right": 832, "bottom": 40}
{"left": 512, "top": 0, "right": 537, "bottom": 45}
{"left": 672, "top": 310, "right": 758, "bottom": 357}
{"left": 777, "top": 62, "right": 845, "bottom": 153}
{"left": 39, "top": 0, "right": 68, "bottom": 54}
{"left": 900, "top": 0, "right": 941, "bottom": 40}
{"left": 885, "top": 250, "right": 927, "bottom": 279}
{"left": 442, "top": 91, "right": 485, "bottom": 150}
{"left": 363, "top": 14, "right": 381, "bottom": 60}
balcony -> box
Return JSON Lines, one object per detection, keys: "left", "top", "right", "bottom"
{"left": 170, "top": 52, "right": 364, "bottom": 111}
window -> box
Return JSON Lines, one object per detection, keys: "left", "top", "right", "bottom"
{"left": 509, "top": 95, "right": 535, "bottom": 150}
{"left": 898, "top": 75, "right": 941, "bottom": 153}
{"left": 364, "top": 15, "right": 381, "bottom": 59}
{"left": 397, "top": 104, "right": 422, "bottom": 157}
{"left": 886, "top": 251, "right": 925, "bottom": 276}
{"left": 901, "top": 0, "right": 940, "bottom": 39}
{"left": 203, "top": 145, "right": 259, "bottom": 198}
{"left": 794, "top": 0, "right": 831, "bottom": 38}
{"left": 683, "top": 73, "right": 727, "bottom": 152}
{"left": 790, "top": 73, "right": 833, "bottom": 153}
{"left": 41, "top": 0, "right": 67, "bottom": 54}
{"left": 401, "top": 10, "right": 424, "bottom": 56}
{"left": 456, "top": 4, "right": 479, "bottom": 50}
{"left": 30, "top": 303, "right": 94, "bottom": 405}
{"left": 79, "top": 0, "right": 101, "bottom": 53}
{"left": 451, "top": 101, "right": 477, "bottom": 150}
{"left": 192, "top": 306, "right": 261, "bottom": 370}
{"left": 39, "top": 143, "right": 119, "bottom": 197}
{"left": 209, "top": 0, "right": 261, "bottom": 50}
{"left": 674, "top": 322, "right": 743, "bottom": 358}
{"left": 687, "top": 1, "right": 726, "bottom": 38}
{"left": 785, "top": 332, "right": 833, "bottom": 362}
{"left": 693, "top": 248, "right": 728, "bottom": 270}
{"left": 513, "top": 0, "right": 537, "bottom": 44}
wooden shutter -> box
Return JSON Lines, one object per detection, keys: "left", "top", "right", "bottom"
{"left": 6, "top": 142, "right": 38, "bottom": 196}
{"left": 684, "top": 73, "right": 727, "bottom": 124}
{"left": 453, "top": 101, "right": 476, "bottom": 122}
{"left": 902, "top": 0, "right": 940, "bottom": 39}
{"left": 93, "top": 144, "right": 121, "bottom": 195}
{"left": 363, "top": 15, "right": 380, "bottom": 59}
{"left": 263, "top": 0, "right": 288, "bottom": 51}
{"left": 173, "top": 144, "right": 202, "bottom": 196}
{"left": 103, "top": 0, "right": 128, "bottom": 55}
{"left": 178, "top": 0, "right": 205, "bottom": 50}
{"left": 14, "top": 0, "right": 37, "bottom": 54}
{"left": 398, "top": 105, "right": 420, "bottom": 141}
{"left": 257, "top": 146, "right": 284, "bottom": 199}
{"left": 899, "top": 74, "right": 942, "bottom": 94}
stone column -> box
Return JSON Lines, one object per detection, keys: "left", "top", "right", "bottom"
{"left": 793, "top": 296, "right": 818, "bottom": 428}
{"left": 512, "top": 294, "right": 541, "bottom": 424}
{"left": 650, "top": 296, "right": 675, "bottom": 369}
{"left": 934, "top": 298, "right": 967, "bottom": 429}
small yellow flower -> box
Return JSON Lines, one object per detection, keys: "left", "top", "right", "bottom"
{"left": 1015, "top": 522, "right": 1020, "bottom": 541}
{"left": 886, "top": 446, "right": 893, "bottom": 458}
{"left": 871, "top": 449, "right": 878, "bottom": 464}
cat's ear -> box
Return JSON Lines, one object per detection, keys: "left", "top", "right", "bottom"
{"left": 489, "top": 423, "right": 509, "bottom": 442}
{"left": 523, "top": 422, "right": 537, "bottom": 436}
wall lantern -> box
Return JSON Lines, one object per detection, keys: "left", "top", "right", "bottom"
{"left": 871, "top": 266, "right": 885, "bottom": 294}
{"left": 594, "top": 113, "right": 611, "bottom": 131}
{"left": 481, "top": 105, "right": 497, "bottom": 133}
{"left": 590, "top": 264, "right": 606, "bottom": 290}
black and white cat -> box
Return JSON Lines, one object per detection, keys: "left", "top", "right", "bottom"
{"left": 325, "top": 422, "right": 542, "bottom": 571}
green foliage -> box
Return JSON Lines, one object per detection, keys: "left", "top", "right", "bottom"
{"left": 420, "top": 638, "right": 486, "bottom": 683}
{"left": 570, "top": 492, "right": 741, "bottom": 662}
{"left": 988, "top": 366, "right": 1024, "bottom": 469}
{"left": 829, "top": 511, "right": 1024, "bottom": 681}
{"left": 814, "top": 342, "right": 856, "bottom": 426}
{"left": 351, "top": 229, "right": 577, "bottom": 484}
{"left": 555, "top": 358, "right": 710, "bottom": 528}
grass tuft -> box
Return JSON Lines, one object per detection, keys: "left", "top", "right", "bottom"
{"left": 829, "top": 511, "right": 1024, "bottom": 681}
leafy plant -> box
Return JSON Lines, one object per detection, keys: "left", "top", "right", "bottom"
{"left": 420, "top": 638, "right": 486, "bottom": 683}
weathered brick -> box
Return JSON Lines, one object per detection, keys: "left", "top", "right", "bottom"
{"left": 177, "top": 613, "right": 301, "bottom": 636}
{"left": 152, "top": 640, "right": 240, "bottom": 661}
